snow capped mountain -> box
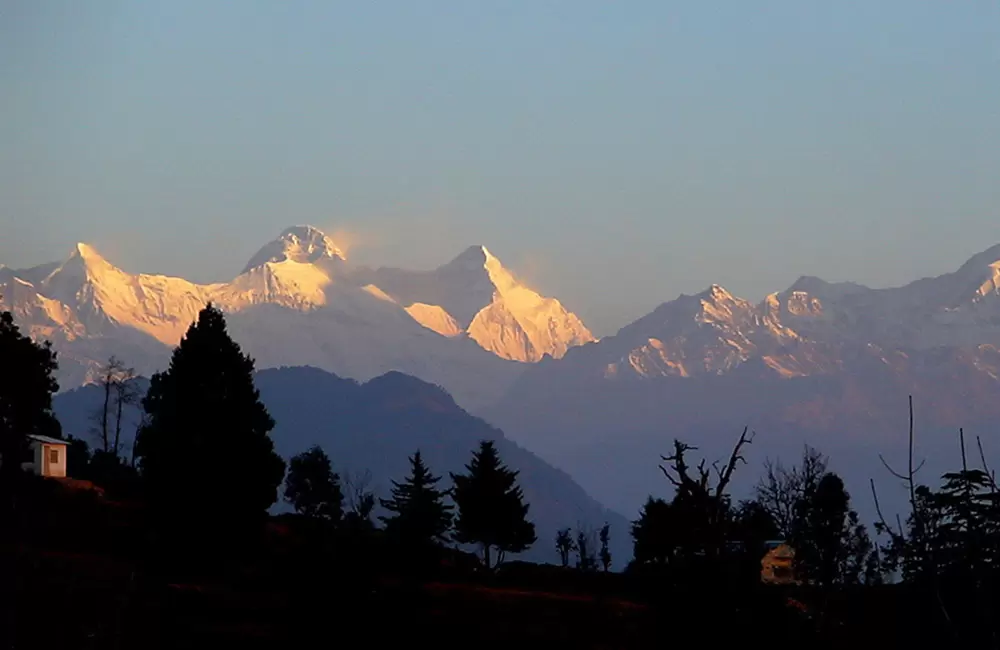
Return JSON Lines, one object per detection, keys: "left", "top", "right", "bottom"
{"left": 539, "top": 243, "right": 1000, "bottom": 385}
{"left": 242, "top": 225, "right": 346, "bottom": 273}
{"left": 354, "top": 245, "right": 595, "bottom": 362}
{"left": 485, "top": 243, "right": 1000, "bottom": 516}
{"left": 0, "top": 226, "right": 592, "bottom": 408}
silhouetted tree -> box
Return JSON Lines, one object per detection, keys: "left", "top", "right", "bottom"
{"left": 380, "top": 450, "right": 453, "bottom": 550}
{"left": 732, "top": 498, "right": 779, "bottom": 553}
{"left": 86, "top": 357, "right": 143, "bottom": 495}
{"left": 451, "top": 440, "right": 536, "bottom": 569}
{"left": 135, "top": 304, "right": 285, "bottom": 553}
{"left": 576, "top": 526, "right": 597, "bottom": 571}
{"left": 929, "top": 437, "right": 1000, "bottom": 583}
{"left": 755, "top": 445, "right": 828, "bottom": 538}
{"left": 729, "top": 499, "right": 781, "bottom": 582}
{"left": 0, "top": 311, "right": 60, "bottom": 489}
{"left": 659, "top": 428, "right": 754, "bottom": 563}
{"left": 630, "top": 429, "right": 754, "bottom": 584}
{"left": 343, "top": 469, "right": 377, "bottom": 532}
{"left": 555, "top": 528, "right": 576, "bottom": 567}
{"left": 880, "top": 430, "right": 1000, "bottom": 582}
{"left": 599, "top": 523, "right": 612, "bottom": 572}
{"left": 112, "top": 364, "right": 139, "bottom": 457}
{"left": 93, "top": 357, "right": 122, "bottom": 453}
{"left": 65, "top": 435, "right": 92, "bottom": 479}
{"left": 631, "top": 497, "right": 676, "bottom": 568}
{"left": 791, "top": 472, "right": 871, "bottom": 586}
{"left": 285, "top": 445, "right": 343, "bottom": 522}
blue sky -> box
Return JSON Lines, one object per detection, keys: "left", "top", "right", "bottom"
{"left": 2, "top": 1, "right": 998, "bottom": 334}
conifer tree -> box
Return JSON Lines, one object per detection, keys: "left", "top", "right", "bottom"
{"left": 135, "top": 304, "right": 285, "bottom": 542}
{"left": 451, "top": 440, "right": 536, "bottom": 569}
{"left": 0, "top": 311, "right": 60, "bottom": 487}
{"left": 285, "top": 445, "right": 344, "bottom": 522}
{"left": 380, "top": 450, "right": 453, "bottom": 549}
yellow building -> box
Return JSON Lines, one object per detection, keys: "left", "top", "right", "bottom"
{"left": 761, "top": 541, "right": 797, "bottom": 585}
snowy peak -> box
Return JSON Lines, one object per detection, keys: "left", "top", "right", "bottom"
{"left": 41, "top": 243, "right": 126, "bottom": 306}
{"left": 0, "top": 231, "right": 595, "bottom": 403}
{"left": 426, "top": 246, "right": 594, "bottom": 361}
{"left": 55, "top": 243, "right": 111, "bottom": 276}
{"left": 586, "top": 242, "right": 1000, "bottom": 383}
{"left": 352, "top": 245, "right": 594, "bottom": 362}
{"left": 243, "top": 225, "right": 346, "bottom": 273}
{"left": 445, "top": 244, "right": 493, "bottom": 269}
{"left": 946, "top": 244, "right": 1000, "bottom": 304}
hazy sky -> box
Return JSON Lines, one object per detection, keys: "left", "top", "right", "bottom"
{"left": 2, "top": 2, "right": 998, "bottom": 335}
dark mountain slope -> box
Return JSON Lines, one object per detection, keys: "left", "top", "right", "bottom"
{"left": 54, "top": 366, "right": 630, "bottom": 565}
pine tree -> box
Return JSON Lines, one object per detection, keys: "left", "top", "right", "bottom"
{"left": 451, "top": 440, "right": 536, "bottom": 569}
{"left": 285, "top": 445, "right": 344, "bottom": 522}
{"left": 135, "top": 304, "right": 285, "bottom": 544}
{"left": 0, "top": 311, "right": 60, "bottom": 487}
{"left": 380, "top": 450, "right": 453, "bottom": 549}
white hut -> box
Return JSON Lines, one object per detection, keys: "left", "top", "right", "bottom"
{"left": 23, "top": 434, "right": 68, "bottom": 478}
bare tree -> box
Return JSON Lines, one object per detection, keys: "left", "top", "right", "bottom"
{"left": 344, "top": 469, "right": 377, "bottom": 526}
{"left": 91, "top": 356, "right": 139, "bottom": 459}
{"left": 555, "top": 528, "right": 576, "bottom": 567}
{"left": 755, "top": 445, "right": 828, "bottom": 538}
{"left": 93, "top": 357, "right": 126, "bottom": 453}
{"left": 661, "top": 427, "right": 754, "bottom": 503}
{"left": 575, "top": 524, "right": 598, "bottom": 571}
{"left": 872, "top": 396, "right": 952, "bottom": 631}
{"left": 659, "top": 427, "right": 754, "bottom": 560}
{"left": 112, "top": 365, "right": 139, "bottom": 457}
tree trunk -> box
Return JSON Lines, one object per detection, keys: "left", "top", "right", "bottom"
{"left": 113, "top": 391, "right": 124, "bottom": 459}
{"left": 101, "top": 374, "right": 112, "bottom": 453}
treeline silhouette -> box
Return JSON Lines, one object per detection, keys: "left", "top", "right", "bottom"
{"left": 3, "top": 304, "right": 1000, "bottom": 646}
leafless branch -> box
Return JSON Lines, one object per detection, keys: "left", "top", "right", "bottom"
{"left": 714, "top": 427, "right": 753, "bottom": 498}
{"left": 870, "top": 478, "right": 903, "bottom": 539}
{"left": 976, "top": 435, "right": 998, "bottom": 493}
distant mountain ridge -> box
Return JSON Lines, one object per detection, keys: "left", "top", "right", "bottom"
{"left": 53, "top": 365, "right": 630, "bottom": 565}
{"left": 0, "top": 226, "right": 593, "bottom": 409}
{"left": 484, "top": 243, "right": 1000, "bottom": 516}
{"left": 532, "top": 241, "right": 1000, "bottom": 385}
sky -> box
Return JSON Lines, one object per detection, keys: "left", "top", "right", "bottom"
{"left": 2, "top": 1, "right": 998, "bottom": 335}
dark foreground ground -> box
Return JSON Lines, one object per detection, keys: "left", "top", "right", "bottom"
{"left": 3, "top": 540, "right": 948, "bottom": 649}
{"left": 0, "top": 480, "right": 974, "bottom": 649}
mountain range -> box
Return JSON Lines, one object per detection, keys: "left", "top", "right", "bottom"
{"left": 484, "top": 244, "right": 1000, "bottom": 516}
{"left": 0, "top": 226, "right": 593, "bottom": 409}
{"left": 8, "top": 227, "right": 1000, "bottom": 529}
